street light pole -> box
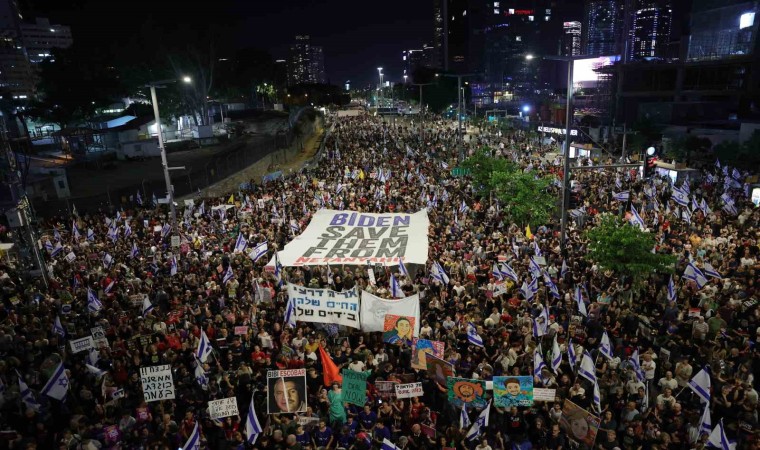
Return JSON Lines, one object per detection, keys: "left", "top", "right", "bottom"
{"left": 377, "top": 67, "right": 383, "bottom": 108}
{"left": 412, "top": 81, "right": 435, "bottom": 142}
{"left": 560, "top": 58, "right": 575, "bottom": 247}
{"left": 442, "top": 73, "right": 474, "bottom": 161}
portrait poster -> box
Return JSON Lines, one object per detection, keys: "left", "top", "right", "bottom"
{"left": 267, "top": 369, "right": 307, "bottom": 414}
{"left": 446, "top": 377, "right": 487, "bottom": 408}
{"left": 559, "top": 399, "right": 601, "bottom": 448}
{"left": 410, "top": 338, "right": 445, "bottom": 370}
{"left": 493, "top": 376, "right": 534, "bottom": 407}
{"left": 425, "top": 354, "right": 454, "bottom": 386}
{"left": 382, "top": 314, "right": 415, "bottom": 346}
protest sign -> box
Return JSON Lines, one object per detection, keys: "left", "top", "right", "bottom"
{"left": 493, "top": 376, "right": 534, "bottom": 407}
{"left": 208, "top": 397, "right": 239, "bottom": 419}
{"left": 447, "top": 377, "right": 487, "bottom": 408}
{"left": 140, "top": 365, "right": 175, "bottom": 402}
{"left": 269, "top": 209, "right": 430, "bottom": 266}
{"left": 287, "top": 283, "right": 361, "bottom": 329}
{"left": 234, "top": 326, "right": 249, "bottom": 336}
{"left": 492, "top": 282, "right": 508, "bottom": 297}
{"left": 69, "top": 336, "right": 94, "bottom": 353}
{"left": 559, "top": 399, "right": 601, "bottom": 448}
{"left": 382, "top": 314, "right": 415, "bottom": 346}
{"left": 375, "top": 381, "right": 397, "bottom": 400}
{"left": 267, "top": 369, "right": 307, "bottom": 414}
{"left": 360, "top": 291, "right": 420, "bottom": 336}
{"left": 425, "top": 354, "right": 454, "bottom": 386}
{"left": 91, "top": 326, "right": 109, "bottom": 349}
{"left": 394, "top": 382, "right": 423, "bottom": 398}
{"left": 533, "top": 388, "right": 557, "bottom": 402}
{"left": 411, "top": 338, "right": 445, "bottom": 370}
{"left": 296, "top": 416, "right": 320, "bottom": 428}
{"left": 341, "top": 370, "right": 370, "bottom": 406}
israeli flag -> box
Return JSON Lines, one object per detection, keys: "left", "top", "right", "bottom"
{"left": 170, "top": 256, "right": 178, "bottom": 276}
{"left": 222, "top": 265, "right": 234, "bottom": 284}
{"left": 520, "top": 280, "right": 533, "bottom": 301}
{"left": 731, "top": 167, "right": 742, "bottom": 180}
{"left": 630, "top": 204, "right": 646, "bottom": 229}
{"left": 398, "top": 258, "right": 409, "bottom": 278}
{"left": 703, "top": 262, "right": 722, "bottom": 280}
{"left": 18, "top": 373, "right": 41, "bottom": 412}
{"left": 560, "top": 259, "right": 568, "bottom": 278}
{"left": 86, "top": 363, "right": 106, "bottom": 379}
{"left": 467, "top": 322, "right": 484, "bottom": 347}
{"left": 194, "top": 356, "right": 208, "bottom": 390}
{"left": 142, "top": 297, "right": 154, "bottom": 317}
{"left": 248, "top": 241, "right": 268, "bottom": 262}
{"left": 533, "top": 348, "right": 547, "bottom": 377}
{"left": 578, "top": 351, "right": 597, "bottom": 383}
{"left": 152, "top": 193, "right": 158, "bottom": 207}
{"left": 529, "top": 257, "right": 542, "bottom": 279}
{"left": 284, "top": 297, "right": 296, "bottom": 328}
{"left": 182, "top": 422, "right": 201, "bottom": 450}
{"left": 72, "top": 220, "right": 80, "bottom": 240}
{"left": 465, "top": 401, "right": 491, "bottom": 441}
{"left": 575, "top": 285, "right": 587, "bottom": 317}
{"left": 44, "top": 239, "right": 53, "bottom": 253}
{"left": 499, "top": 263, "right": 518, "bottom": 282}
{"left": 381, "top": 439, "right": 401, "bottom": 450}
{"left": 234, "top": 233, "right": 248, "bottom": 253}
{"left": 568, "top": 206, "right": 587, "bottom": 218}
{"left": 85, "top": 227, "right": 95, "bottom": 241}
{"left": 40, "top": 362, "right": 69, "bottom": 400}
{"left": 592, "top": 378, "right": 602, "bottom": 412}
{"left": 246, "top": 393, "right": 264, "bottom": 444}
{"left": 667, "top": 276, "right": 676, "bottom": 302}
{"left": 599, "top": 331, "right": 614, "bottom": 360}
{"left": 700, "top": 198, "right": 712, "bottom": 215}
{"left": 104, "top": 280, "right": 115, "bottom": 294}
{"left": 51, "top": 241, "right": 63, "bottom": 257}
{"left": 688, "top": 367, "right": 711, "bottom": 404}
{"left": 460, "top": 403, "right": 471, "bottom": 429}
{"left": 130, "top": 242, "right": 139, "bottom": 259}
{"left": 136, "top": 190, "right": 143, "bottom": 206}
{"left": 390, "top": 274, "right": 403, "bottom": 298}
{"left": 431, "top": 261, "right": 450, "bottom": 285}
{"left": 124, "top": 223, "right": 132, "bottom": 238}
{"left": 53, "top": 315, "right": 66, "bottom": 338}
{"left": 567, "top": 339, "right": 577, "bottom": 368}
{"left": 684, "top": 262, "right": 708, "bottom": 289}
{"left": 700, "top": 403, "right": 712, "bottom": 437}
{"left": 613, "top": 191, "right": 630, "bottom": 202}
{"left": 707, "top": 419, "right": 735, "bottom": 450}
{"left": 459, "top": 200, "right": 469, "bottom": 214}
{"left": 53, "top": 227, "right": 61, "bottom": 242}
{"left": 87, "top": 289, "right": 102, "bottom": 313}
{"left": 551, "top": 335, "right": 562, "bottom": 373}
{"left": 533, "top": 241, "right": 542, "bottom": 257}
{"left": 630, "top": 349, "right": 645, "bottom": 382}
{"left": 722, "top": 201, "right": 738, "bottom": 216}
{"left": 491, "top": 263, "right": 503, "bottom": 281}
{"left": 197, "top": 330, "right": 213, "bottom": 363}
{"left": 672, "top": 189, "right": 689, "bottom": 207}
{"left": 161, "top": 223, "right": 171, "bottom": 238}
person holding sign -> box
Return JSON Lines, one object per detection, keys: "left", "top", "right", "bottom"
{"left": 327, "top": 382, "right": 347, "bottom": 426}
{"left": 383, "top": 316, "right": 414, "bottom": 346}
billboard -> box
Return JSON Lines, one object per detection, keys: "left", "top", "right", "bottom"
{"left": 573, "top": 56, "right": 620, "bottom": 89}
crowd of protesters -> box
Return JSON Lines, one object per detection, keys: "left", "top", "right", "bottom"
{"left": 0, "top": 111, "right": 758, "bottom": 450}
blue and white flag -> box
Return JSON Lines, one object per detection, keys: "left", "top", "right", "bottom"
{"left": 170, "top": 256, "right": 178, "bottom": 276}
{"left": 533, "top": 348, "right": 547, "bottom": 377}
{"left": 630, "top": 205, "right": 646, "bottom": 229}
{"left": 568, "top": 206, "right": 587, "bottom": 218}
{"left": 40, "top": 362, "right": 69, "bottom": 400}
{"left": 182, "top": 422, "right": 201, "bottom": 450}
{"left": 194, "top": 356, "right": 208, "bottom": 389}
{"left": 389, "top": 274, "right": 403, "bottom": 298}
{"left": 459, "top": 200, "right": 469, "bottom": 214}
{"left": 567, "top": 339, "right": 577, "bottom": 368}
{"left": 499, "top": 263, "right": 518, "bottom": 282}
{"left": 152, "top": 193, "right": 158, "bottom": 207}
{"left": 599, "top": 331, "right": 614, "bottom": 360}
{"left": 613, "top": 191, "right": 630, "bottom": 202}
{"left": 197, "top": 330, "right": 213, "bottom": 363}
{"left": 672, "top": 189, "right": 689, "bottom": 207}
{"left": 703, "top": 262, "right": 722, "bottom": 279}
{"left": 431, "top": 261, "right": 450, "bottom": 285}
{"left": 465, "top": 401, "right": 491, "bottom": 441}
{"left": 700, "top": 403, "right": 712, "bottom": 437}
{"left": 533, "top": 241, "right": 543, "bottom": 257}
{"left": 551, "top": 335, "right": 562, "bottom": 373}
{"left": 491, "top": 263, "right": 503, "bottom": 281}
{"left": 460, "top": 403, "right": 471, "bottom": 429}
{"left": 72, "top": 220, "right": 80, "bottom": 240}
{"left": 86, "top": 363, "right": 106, "bottom": 379}
{"left": 130, "top": 242, "right": 139, "bottom": 259}
{"left": 578, "top": 351, "right": 597, "bottom": 383}
{"left": 529, "top": 257, "right": 542, "bottom": 279}
{"left": 123, "top": 223, "right": 132, "bottom": 238}
{"left": 234, "top": 233, "right": 247, "bottom": 253}
{"left": 161, "top": 223, "right": 171, "bottom": 238}
{"left": 560, "top": 259, "right": 568, "bottom": 278}
{"left": 274, "top": 253, "right": 284, "bottom": 287}
{"left": 398, "top": 258, "right": 409, "bottom": 277}
{"left": 684, "top": 262, "right": 708, "bottom": 289}
{"left": 44, "top": 239, "right": 54, "bottom": 253}
{"left": 688, "top": 367, "right": 711, "bottom": 404}
{"left": 51, "top": 241, "right": 63, "bottom": 257}
{"left": 223, "top": 265, "right": 234, "bottom": 284}
{"left": 246, "top": 393, "right": 263, "bottom": 444}
{"left": 248, "top": 241, "right": 268, "bottom": 262}
{"left": 142, "top": 297, "right": 154, "bottom": 317}
{"left": 667, "top": 276, "right": 677, "bottom": 302}
{"left": 53, "top": 227, "right": 62, "bottom": 242}
{"left": 381, "top": 439, "right": 400, "bottom": 450}
{"left": 575, "top": 285, "right": 587, "bottom": 317}
{"left": 520, "top": 280, "right": 533, "bottom": 301}
{"left": 136, "top": 190, "right": 143, "bottom": 206}
{"left": 592, "top": 378, "right": 602, "bottom": 412}
{"left": 707, "top": 419, "right": 735, "bottom": 450}
{"left": 467, "top": 322, "right": 484, "bottom": 347}
{"left": 53, "top": 315, "right": 66, "bottom": 338}
{"left": 104, "top": 280, "right": 115, "bottom": 294}
{"left": 284, "top": 297, "right": 296, "bottom": 328}
{"left": 87, "top": 289, "right": 102, "bottom": 313}
{"left": 18, "top": 373, "right": 41, "bottom": 412}
{"left": 630, "top": 349, "right": 645, "bottom": 382}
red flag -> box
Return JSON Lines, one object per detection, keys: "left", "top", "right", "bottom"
{"left": 318, "top": 345, "right": 342, "bottom": 387}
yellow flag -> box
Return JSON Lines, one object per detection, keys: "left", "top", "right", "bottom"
{"left": 525, "top": 225, "right": 533, "bottom": 240}
{"left": 227, "top": 194, "right": 234, "bottom": 204}
{"left": 358, "top": 169, "right": 365, "bottom": 180}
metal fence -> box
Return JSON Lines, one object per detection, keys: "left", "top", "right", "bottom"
{"left": 30, "top": 114, "right": 320, "bottom": 219}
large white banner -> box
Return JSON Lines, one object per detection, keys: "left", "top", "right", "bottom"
{"left": 287, "top": 283, "right": 361, "bottom": 329}
{"left": 360, "top": 291, "right": 420, "bottom": 336}
{"left": 271, "top": 209, "right": 429, "bottom": 266}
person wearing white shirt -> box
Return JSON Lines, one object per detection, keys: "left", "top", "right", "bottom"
{"left": 658, "top": 371, "right": 678, "bottom": 392}
{"left": 641, "top": 353, "right": 656, "bottom": 381}
{"left": 348, "top": 359, "right": 366, "bottom": 372}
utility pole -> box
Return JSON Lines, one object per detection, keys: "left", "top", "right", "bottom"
{"left": 441, "top": 73, "right": 475, "bottom": 161}
{"left": 412, "top": 81, "right": 435, "bottom": 142}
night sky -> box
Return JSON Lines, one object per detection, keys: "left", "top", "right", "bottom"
{"left": 24, "top": 0, "right": 691, "bottom": 87}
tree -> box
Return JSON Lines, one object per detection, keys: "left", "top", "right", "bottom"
{"left": 585, "top": 214, "right": 676, "bottom": 286}
{"left": 490, "top": 169, "right": 556, "bottom": 228}
{"left": 461, "top": 148, "right": 517, "bottom": 195}
{"left": 714, "top": 131, "right": 760, "bottom": 170}
{"left": 664, "top": 135, "right": 711, "bottom": 164}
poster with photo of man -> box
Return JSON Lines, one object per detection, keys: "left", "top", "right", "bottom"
{"left": 267, "top": 369, "right": 307, "bottom": 414}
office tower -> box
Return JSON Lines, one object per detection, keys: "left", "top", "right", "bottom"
{"left": 287, "top": 35, "right": 326, "bottom": 86}
{"left": 688, "top": 0, "right": 759, "bottom": 60}
{"left": 20, "top": 17, "right": 72, "bottom": 64}
{"left": 310, "top": 45, "right": 326, "bottom": 84}
{"left": 433, "top": 0, "right": 445, "bottom": 69}
{"left": 563, "top": 21, "right": 583, "bottom": 55}
{"left": 583, "top": 0, "right": 624, "bottom": 56}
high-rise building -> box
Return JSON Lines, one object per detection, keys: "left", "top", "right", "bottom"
{"left": 287, "top": 35, "right": 326, "bottom": 85}
{"left": 0, "top": 0, "right": 21, "bottom": 32}
{"left": 583, "top": 0, "right": 624, "bottom": 56}
{"left": 433, "top": 0, "right": 445, "bottom": 69}
{"left": 563, "top": 21, "right": 583, "bottom": 56}
{"left": 0, "top": 32, "right": 33, "bottom": 98}
{"left": 629, "top": 0, "right": 672, "bottom": 60}
{"left": 20, "top": 17, "right": 72, "bottom": 64}
{"left": 687, "top": 0, "right": 759, "bottom": 60}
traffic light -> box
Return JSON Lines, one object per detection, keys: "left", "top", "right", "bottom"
{"left": 644, "top": 146, "right": 658, "bottom": 178}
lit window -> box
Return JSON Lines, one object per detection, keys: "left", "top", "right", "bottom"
{"left": 509, "top": 8, "right": 515, "bottom": 14}
{"left": 516, "top": 36, "right": 522, "bottom": 41}
{"left": 494, "top": 1, "right": 499, "bottom": 6}
{"left": 545, "top": 16, "right": 550, "bottom": 21}
{"left": 463, "top": 9, "right": 467, "bottom": 16}
{"left": 494, "top": 8, "right": 499, "bottom": 14}
{"left": 546, "top": 9, "right": 551, "bottom": 14}
{"left": 529, "top": 16, "right": 534, "bottom": 21}
{"left": 740, "top": 12, "right": 755, "bottom": 29}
